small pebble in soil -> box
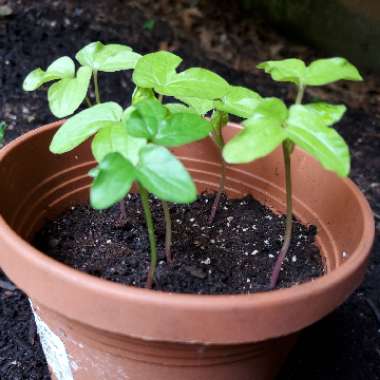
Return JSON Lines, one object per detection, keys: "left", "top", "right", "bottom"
{"left": 33, "top": 193, "right": 325, "bottom": 295}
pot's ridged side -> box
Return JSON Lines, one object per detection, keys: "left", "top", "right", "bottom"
{"left": 33, "top": 302, "right": 296, "bottom": 380}
{"left": 0, "top": 121, "right": 374, "bottom": 380}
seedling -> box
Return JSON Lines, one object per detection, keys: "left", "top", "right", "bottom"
{"left": 24, "top": 44, "right": 212, "bottom": 287}
{"left": 132, "top": 50, "right": 229, "bottom": 255}
{"left": 208, "top": 86, "right": 263, "bottom": 223}
{"left": 224, "top": 57, "right": 362, "bottom": 288}
{"left": 23, "top": 42, "right": 142, "bottom": 220}
{"left": 171, "top": 84, "right": 264, "bottom": 223}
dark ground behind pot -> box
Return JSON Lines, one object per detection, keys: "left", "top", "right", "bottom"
{"left": 0, "top": 1, "right": 379, "bottom": 379}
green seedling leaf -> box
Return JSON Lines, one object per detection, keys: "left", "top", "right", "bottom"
{"left": 166, "top": 103, "right": 195, "bottom": 114}
{"left": 304, "top": 102, "right": 346, "bottom": 126}
{"left": 92, "top": 123, "right": 146, "bottom": 165}
{"left": 249, "top": 97, "right": 288, "bottom": 123}
{"left": 215, "top": 85, "right": 262, "bottom": 118}
{"left": 304, "top": 58, "right": 363, "bottom": 86}
{"left": 133, "top": 51, "right": 182, "bottom": 89}
{"left": 257, "top": 59, "right": 306, "bottom": 85}
{"left": 210, "top": 110, "right": 228, "bottom": 148}
{"left": 178, "top": 96, "right": 214, "bottom": 115}
{"left": 223, "top": 117, "right": 286, "bottom": 164}
{"left": 76, "top": 41, "right": 103, "bottom": 67}
{"left": 161, "top": 68, "right": 229, "bottom": 99}
{"left": 286, "top": 105, "right": 350, "bottom": 176}
{"left": 222, "top": 97, "right": 288, "bottom": 163}
{"left": 122, "top": 106, "right": 136, "bottom": 123}
{"left": 50, "top": 102, "right": 123, "bottom": 153}
{"left": 136, "top": 144, "right": 196, "bottom": 203}
{"left": 133, "top": 52, "right": 228, "bottom": 100}
{"left": 76, "top": 41, "right": 141, "bottom": 72}
{"left": 258, "top": 57, "right": 362, "bottom": 87}
{"left": 126, "top": 98, "right": 167, "bottom": 139}
{"left": 153, "top": 112, "right": 212, "bottom": 147}
{"left": 90, "top": 152, "right": 136, "bottom": 209}
{"left": 126, "top": 98, "right": 211, "bottom": 146}
{"left": 48, "top": 66, "right": 92, "bottom": 118}
{"left": 23, "top": 56, "right": 75, "bottom": 91}
{"left": 132, "top": 87, "right": 155, "bottom": 105}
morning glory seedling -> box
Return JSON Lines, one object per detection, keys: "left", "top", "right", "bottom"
{"left": 24, "top": 41, "right": 142, "bottom": 220}
{"left": 48, "top": 98, "right": 211, "bottom": 286}
{"left": 224, "top": 57, "right": 362, "bottom": 288}
{"left": 168, "top": 83, "right": 264, "bottom": 223}
{"left": 132, "top": 51, "right": 230, "bottom": 252}
{"left": 91, "top": 98, "right": 212, "bottom": 286}
{"left": 76, "top": 41, "right": 141, "bottom": 104}
{"left": 207, "top": 85, "right": 263, "bottom": 223}
{"left": 23, "top": 41, "right": 141, "bottom": 117}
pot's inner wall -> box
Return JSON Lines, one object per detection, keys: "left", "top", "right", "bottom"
{"left": 0, "top": 125, "right": 366, "bottom": 273}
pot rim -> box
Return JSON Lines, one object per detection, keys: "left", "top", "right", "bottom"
{"left": 0, "top": 121, "right": 375, "bottom": 342}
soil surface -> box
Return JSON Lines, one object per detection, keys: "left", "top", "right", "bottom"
{"left": 33, "top": 194, "right": 323, "bottom": 294}
{"left": 0, "top": 0, "right": 379, "bottom": 379}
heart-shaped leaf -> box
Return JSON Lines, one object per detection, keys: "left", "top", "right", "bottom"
{"left": 257, "top": 59, "right": 306, "bottom": 85}
{"left": 248, "top": 97, "right": 288, "bottom": 123}
{"left": 304, "top": 58, "right": 363, "bottom": 86}
{"left": 215, "top": 85, "right": 262, "bottom": 118}
{"left": 136, "top": 144, "right": 196, "bottom": 203}
{"left": 92, "top": 123, "right": 146, "bottom": 164}
{"left": 47, "top": 66, "right": 92, "bottom": 118}
{"left": 223, "top": 117, "right": 286, "bottom": 164}
{"left": 153, "top": 112, "right": 212, "bottom": 147}
{"left": 166, "top": 103, "right": 196, "bottom": 114}
{"left": 304, "top": 102, "right": 346, "bottom": 126}
{"left": 50, "top": 102, "right": 123, "bottom": 153}
{"left": 126, "top": 98, "right": 167, "bottom": 139}
{"left": 133, "top": 51, "right": 182, "bottom": 89}
{"left": 286, "top": 105, "right": 350, "bottom": 176}
{"left": 76, "top": 41, "right": 141, "bottom": 72}
{"left": 23, "top": 56, "right": 75, "bottom": 91}
{"left": 159, "top": 68, "right": 229, "bottom": 99}
{"left": 132, "top": 87, "right": 155, "bottom": 105}
{"left": 90, "top": 152, "right": 136, "bottom": 209}
{"left": 177, "top": 96, "right": 214, "bottom": 115}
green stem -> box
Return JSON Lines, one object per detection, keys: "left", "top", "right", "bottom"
{"left": 270, "top": 84, "right": 305, "bottom": 288}
{"left": 161, "top": 200, "right": 173, "bottom": 264}
{"left": 295, "top": 83, "right": 304, "bottom": 105}
{"left": 139, "top": 185, "right": 157, "bottom": 289}
{"left": 93, "top": 70, "right": 101, "bottom": 104}
{"left": 86, "top": 96, "right": 93, "bottom": 108}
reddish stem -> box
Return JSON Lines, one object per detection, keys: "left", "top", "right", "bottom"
{"left": 208, "top": 156, "right": 226, "bottom": 224}
{"left": 270, "top": 142, "right": 293, "bottom": 289}
{"left": 162, "top": 200, "right": 173, "bottom": 264}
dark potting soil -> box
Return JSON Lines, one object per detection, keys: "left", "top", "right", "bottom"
{"left": 33, "top": 193, "right": 323, "bottom": 294}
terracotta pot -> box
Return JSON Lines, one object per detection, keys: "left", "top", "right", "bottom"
{"left": 0, "top": 121, "right": 374, "bottom": 380}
